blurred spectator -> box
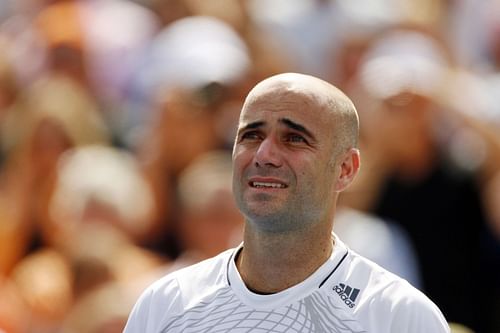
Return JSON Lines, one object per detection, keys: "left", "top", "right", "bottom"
{"left": 1, "top": 75, "right": 108, "bottom": 154}
{"left": 78, "top": 0, "right": 160, "bottom": 110}
{"left": 9, "top": 224, "right": 164, "bottom": 332}
{"left": 10, "top": 248, "right": 73, "bottom": 333}
{"left": 0, "top": 74, "right": 109, "bottom": 275}
{"left": 335, "top": 208, "right": 422, "bottom": 288}
{"left": 246, "top": 0, "right": 443, "bottom": 80}
{"left": 128, "top": 15, "right": 250, "bottom": 141}
{"left": 246, "top": 0, "right": 340, "bottom": 77}
{"left": 47, "top": 146, "right": 166, "bottom": 294}
{"left": 177, "top": 0, "right": 293, "bottom": 82}
{"left": 48, "top": 145, "right": 156, "bottom": 244}
{"left": 132, "top": 16, "right": 252, "bottom": 256}
{"left": 60, "top": 281, "right": 136, "bottom": 333}
{"left": 8, "top": 141, "right": 167, "bottom": 330}
{"left": 343, "top": 28, "right": 500, "bottom": 333}
{"left": 175, "top": 150, "right": 243, "bottom": 265}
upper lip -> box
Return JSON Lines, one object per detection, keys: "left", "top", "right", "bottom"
{"left": 248, "top": 177, "right": 288, "bottom": 188}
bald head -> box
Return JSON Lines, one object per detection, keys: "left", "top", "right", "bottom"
{"left": 233, "top": 73, "right": 361, "bottom": 231}
{"left": 241, "top": 73, "right": 359, "bottom": 158}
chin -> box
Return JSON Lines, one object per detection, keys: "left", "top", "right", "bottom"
{"left": 242, "top": 208, "right": 303, "bottom": 233}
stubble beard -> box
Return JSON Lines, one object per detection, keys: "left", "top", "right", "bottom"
{"left": 234, "top": 186, "right": 325, "bottom": 234}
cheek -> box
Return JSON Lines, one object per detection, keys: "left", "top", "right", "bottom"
{"left": 292, "top": 159, "right": 322, "bottom": 183}
{"left": 231, "top": 153, "right": 249, "bottom": 194}
{"left": 300, "top": 159, "right": 334, "bottom": 188}
{"left": 232, "top": 148, "right": 253, "bottom": 173}
{"left": 232, "top": 155, "right": 243, "bottom": 179}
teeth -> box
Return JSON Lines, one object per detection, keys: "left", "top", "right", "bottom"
{"left": 252, "top": 182, "right": 286, "bottom": 188}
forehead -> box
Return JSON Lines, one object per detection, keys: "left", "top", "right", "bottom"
{"left": 239, "top": 83, "right": 334, "bottom": 127}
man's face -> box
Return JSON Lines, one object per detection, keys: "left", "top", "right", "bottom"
{"left": 232, "top": 87, "right": 340, "bottom": 232}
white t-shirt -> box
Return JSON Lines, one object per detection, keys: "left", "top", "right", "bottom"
{"left": 124, "top": 236, "right": 449, "bottom": 332}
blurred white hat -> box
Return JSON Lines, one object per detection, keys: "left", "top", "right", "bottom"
{"left": 50, "top": 145, "right": 154, "bottom": 236}
{"left": 137, "top": 16, "right": 250, "bottom": 94}
{"left": 178, "top": 150, "right": 233, "bottom": 211}
{"left": 359, "top": 30, "right": 449, "bottom": 100}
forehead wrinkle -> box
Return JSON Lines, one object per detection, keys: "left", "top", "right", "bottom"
{"left": 240, "top": 73, "right": 359, "bottom": 150}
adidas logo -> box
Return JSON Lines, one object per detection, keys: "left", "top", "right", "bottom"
{"left": 333, "top": 283, "right": 360, "bottom": 308}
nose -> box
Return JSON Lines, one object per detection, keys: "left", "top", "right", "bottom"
{"left": 254, "top": 137, "right": 282, "bottom": 168}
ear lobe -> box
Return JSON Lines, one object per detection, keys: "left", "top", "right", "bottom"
{"left": 335, "top": 148, "right": 361, "bottom": 192}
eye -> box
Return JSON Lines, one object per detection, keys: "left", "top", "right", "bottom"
{"left": 286, "top": 133, "right": 307, "bottom": 144}
{"left": 239, "top": 131, "right": 262, "bottom": 142}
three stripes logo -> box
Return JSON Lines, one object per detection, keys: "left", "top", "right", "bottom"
{"left": 333, "top": 283, "right": 360, "bottom": 308}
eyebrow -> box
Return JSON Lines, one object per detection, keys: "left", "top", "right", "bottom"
{"left": 280, "top": 118, "right": 315, "bottom": 141}
{"left": 237, "top": 118, "right": 316, "bottom": 141}
{"left": 240, "top": 121, "right": 265, "bottom": 131}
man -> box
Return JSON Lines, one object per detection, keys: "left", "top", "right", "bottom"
{"left": 124, "top": 73, "right": 449, "bottom": 332}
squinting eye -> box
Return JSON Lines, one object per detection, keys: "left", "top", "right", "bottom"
{"left": 287, "top": 134, "right": 306, "bottom": 143}
{"left": 240, "top": 131, "right": 261, "bottom": 141}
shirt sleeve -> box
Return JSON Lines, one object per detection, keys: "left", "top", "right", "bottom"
{"left": 123, "top": 276, "right": 181, "bottom": 333}
{"left": 123, "top": 287, "right": 155, "bottom": 333}
{"left": 389, "top": 288, "right": 450, "bottom": 333}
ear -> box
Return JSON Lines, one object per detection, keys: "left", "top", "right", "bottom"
{"left": 335, "top": 148, "right": 361, "bottom": 192}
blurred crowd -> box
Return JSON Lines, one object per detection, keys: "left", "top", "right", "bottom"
{"left": 0, "top": 0, "right": 499, "bottom": 332}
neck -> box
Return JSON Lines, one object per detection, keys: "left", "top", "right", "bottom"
{"left": 236, "top": 221, "right": 334, "bottom": 294}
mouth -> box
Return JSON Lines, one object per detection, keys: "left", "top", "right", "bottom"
{"left": 248, "top": 179, "right": 288, "bottom": 189}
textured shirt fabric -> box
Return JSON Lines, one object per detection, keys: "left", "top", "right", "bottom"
{"left": 124, "top": 236, "right": 449, "bottom": 333}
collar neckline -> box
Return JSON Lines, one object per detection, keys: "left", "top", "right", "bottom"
{"left": 226, "top": 234, "right": 349, "bottom": 309}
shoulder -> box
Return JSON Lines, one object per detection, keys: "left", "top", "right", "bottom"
{"left": 343, "top": 250, "right": 450, "bottom": 332}
{"left": 168, "top": 249, "right": 233, "bottom": 289}
{"left": 149, "top": 248, "right": 232, "bottom": 299}
{"left": 123, "top": 249, "right": 235, "bottom": 332}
